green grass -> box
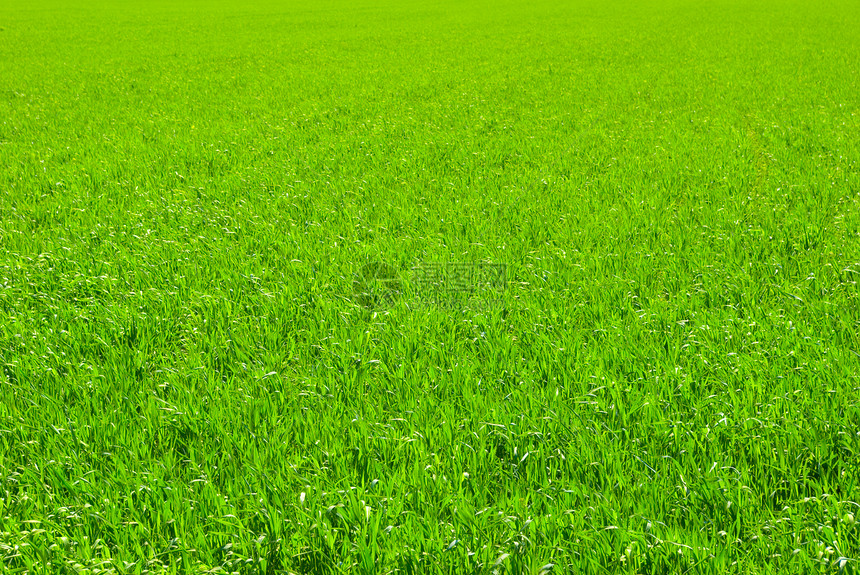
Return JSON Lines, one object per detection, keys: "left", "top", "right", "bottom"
{"left": 1, "top": 0, "right": 860, "bottom": 572}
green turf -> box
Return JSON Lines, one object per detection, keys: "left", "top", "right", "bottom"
{"left": 1, "top": 0, "right": 859, "bottom": 573}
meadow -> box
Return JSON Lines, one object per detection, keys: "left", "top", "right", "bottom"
{"left": 1, "top": 0, "right": 859, "bottom": 572}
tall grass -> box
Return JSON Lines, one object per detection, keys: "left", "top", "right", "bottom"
{"left": 1, "top": 0, "right": 859, "bottom": 572}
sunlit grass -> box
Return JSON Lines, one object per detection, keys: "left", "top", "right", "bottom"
{"left": 1, "top": 0, "right": 859, "bottom": 573}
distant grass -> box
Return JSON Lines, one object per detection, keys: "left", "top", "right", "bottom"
{"left": 1, "top": 0, "right": 860, "bottom": 573}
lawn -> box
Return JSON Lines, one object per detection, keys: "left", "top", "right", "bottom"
{"left": 1, "top": 0, "right": 859, "bottom": 573}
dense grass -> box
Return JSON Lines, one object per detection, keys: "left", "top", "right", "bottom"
{"left": 2, "top": 0, "right": 860, "bottom": 573}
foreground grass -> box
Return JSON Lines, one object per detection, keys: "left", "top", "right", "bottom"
{"left": 1, "top": 0, "right": 860, "bottom": 572}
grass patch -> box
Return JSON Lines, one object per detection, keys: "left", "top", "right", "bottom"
{"left": 1, "top": 0, "right": 859, "bottom": 572}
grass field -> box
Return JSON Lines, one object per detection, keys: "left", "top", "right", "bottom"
{"left": 2, "top": 0, "right": 860, "bottom": 573}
